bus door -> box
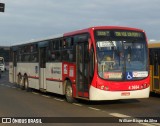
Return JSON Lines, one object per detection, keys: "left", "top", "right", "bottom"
{"left": 76, "top": 42, "right": 90, "bottom": 98}
{"left": 39, "top": 42, "right": 48, "bottom": 90}
{"left": 151, "top": 49, "right": 160, "bottom": 92}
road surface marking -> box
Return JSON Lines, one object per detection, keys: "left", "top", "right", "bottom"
{"left": 88, "top": 107, "right": 101, "bottom": 111}
{"left": 54, "top": 98, "right": 64, "bottom": 102}
{"left": 32, "top": 92, "right": 39, "bottom": 95}
{"left": 73, "top": 103, "right": 83, "bottom": 106}
{"left": 41, "top": 95, "right": 51, "bottom": 98}
{"left": 109, "top": 113, "right": 131, "bottom": 117}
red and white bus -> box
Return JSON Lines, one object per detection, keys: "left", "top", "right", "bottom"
{"left": 9, "top": 26, "right": 150, "bottom": 102}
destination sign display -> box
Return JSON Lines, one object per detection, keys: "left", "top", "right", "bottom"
{"left": 95, "top": 30, "right": 144, "bottom": 38}
{"left": 114, "top": 31, "right": 143, "bottom": 37}
{"left": 96, "top": 31, "right": 110, "bottom": 36}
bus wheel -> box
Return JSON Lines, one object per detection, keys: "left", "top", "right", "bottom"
{"left": 23, "top": 76, "right": 29, "bottom": 92}
{"left": 17, "top": 74, "right": 22, "bottom": 88}
{"left": 65, "top": 81, "right": 75, "bottom": 103}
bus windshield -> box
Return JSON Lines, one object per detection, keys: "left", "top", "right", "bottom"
{"left": 95, "top": 30, "right": 148, "bottom": 81}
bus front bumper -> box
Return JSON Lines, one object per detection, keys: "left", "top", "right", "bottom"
{"left": 89, "top": 85, "right": 150, "bottom": 101}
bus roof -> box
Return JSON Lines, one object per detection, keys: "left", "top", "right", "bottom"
{"left": 11, "top": 34, "right": 63, "bottom": 47}
{"left": 11, "top": 26, "right": 145, "bottom": 47}
{"left": 64, "top": 26, "right": 144, "bottom": 37}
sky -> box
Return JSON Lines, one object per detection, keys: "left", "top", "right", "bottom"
{"left": 0, "top": 0, "right": 160, "bottom": 46}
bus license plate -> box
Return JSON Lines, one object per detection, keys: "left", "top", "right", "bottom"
{"left": 121, "top": 92, "right": 130, "bottom": 96}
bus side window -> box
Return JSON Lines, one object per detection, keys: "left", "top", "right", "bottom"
{"left": 52, "top": 40, "right": 57, "bottom": 61}
{"left": 30, "top": 44, "right": 38, "bottom": 62}
{"left": 47, "top": 39, "right": 62, "bottom": 62}
{"left": 62, "top": 37, "right": 74, "bottom": 62}
{"left": 47, "top": 41, "right": 52, "bottom": 62}
{"left": 56, "top": 39, "right": 62, "bottom": 61}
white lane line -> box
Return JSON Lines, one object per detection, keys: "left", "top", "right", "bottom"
{"left": 88, "top": 107, "right": 101, "bottom": 111}
{"left": 73, "top": 103, "right": 83, "bottom": 107}
{"left": 32, "top": 92, "right": 39, "bottom": 95}
{"left": 109, "top": 113, "right": 131, "bottom": 117}
{"left": 41, "top": 95, "right": 51, "bottom": 98}
{"left": 54, "top": 98, "right": 64, "bottom": 102}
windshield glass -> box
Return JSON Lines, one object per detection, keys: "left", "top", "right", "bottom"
{"left": 95, "top": 30, "right": 148, "bottom": 81}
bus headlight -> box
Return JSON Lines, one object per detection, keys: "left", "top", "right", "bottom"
{"left": 98, "top": 85, "right": 109, "bottom": 91}
{"left": 104, "top": 86, "right": 109, "bottom": 91}
{"left": 100, "top": 85, "right": 104, "bottom": 90}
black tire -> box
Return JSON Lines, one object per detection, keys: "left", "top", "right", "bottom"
{"left": 23, "top": 76, "right": 30, "bottom": 92}
{"left": 65, "top": 81, "right": 75, "bottom": 103}
{"left": 21, "top": 77, "right": 25, "bottom": 90}
{"left": 17, "top": 74, "right": 22, "bottom": 88}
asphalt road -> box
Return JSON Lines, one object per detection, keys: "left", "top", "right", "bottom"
{"left": 0, "top": 71, "right": 160, "bottom": 126}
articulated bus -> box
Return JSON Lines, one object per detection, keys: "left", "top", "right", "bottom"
{"left": 9, "top": 26, "right": 150, "bottom": 102}
{"left": 148, "top": 42, "right": 160, "bottom": 94}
